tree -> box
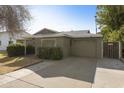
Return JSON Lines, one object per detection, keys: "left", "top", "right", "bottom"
{"left": 0, "top": 6, "right": 31, "bottom": 55}
{"left": 96, "top": 5, "right": 124, "bottom": 41}
{"left": 0, "top": 5, "right": 31, "bottom": 34}
{"left": 100, "top": 27, "right": 119, "bottom": 42}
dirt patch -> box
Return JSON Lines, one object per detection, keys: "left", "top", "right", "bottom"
{"left": 0, "top": 51, "right": 42, "bottom": 74}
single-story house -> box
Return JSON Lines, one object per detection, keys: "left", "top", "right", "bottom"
{"left": 0, "top": 31, "right": 31, "bottom": 50}
{"left": 24, "top": 28, "right": 103, "bottom": 59}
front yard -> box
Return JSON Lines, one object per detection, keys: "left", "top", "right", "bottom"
{"left": 0, "top": 51, "right": 42, "bottom": 74}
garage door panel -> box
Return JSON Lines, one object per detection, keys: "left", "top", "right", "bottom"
{"left": 71, "top": 39, "right": 97, "bottom": 58}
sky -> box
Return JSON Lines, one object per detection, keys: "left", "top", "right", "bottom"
{"left": 28, "top": 5, "right": 97, "bottom": 34}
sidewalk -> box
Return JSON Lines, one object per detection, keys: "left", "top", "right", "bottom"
{"left": 0, "top": 61, "right": 54, "bottom": 88}
{"left": 93, "top": 58, "right": 124, "bottom": 88}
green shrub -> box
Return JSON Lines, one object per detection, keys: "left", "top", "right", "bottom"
{"left": 49, "top": 47, "right": 63, "bottom": 60}
{"left": 7, "top": 44, "right": 25, "bottom": 57}
{"left": 26, "top": 45, "right": 35, "bottom": 54}
{"left": 37, "top": 47, "right": 50, "bottom": 59}
{"left": 7, "top": 44, "right": 35, "bottom": 57}
{"left": 37, "top": 47, "right": 63, "bottom": 60}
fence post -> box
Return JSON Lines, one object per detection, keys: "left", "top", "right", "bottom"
{"left": 119, "top": 42, "right": 122, "bottom": 59}
{"left": 101, "top": 40, "right": 103, "bottom": 59}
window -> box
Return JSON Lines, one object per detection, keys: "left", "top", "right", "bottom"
{"left": 41, "top": 39, "right": 56, "bottom": 47}
{"left": 0, "top": 41, "right": 1, "bottom": 46}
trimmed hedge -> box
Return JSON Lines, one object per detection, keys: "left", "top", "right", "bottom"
{"left": 37, "top": 47, "right": 63, "bottom": 60}
{"left": 7, "top": 44, "right": 25, "bottom": 57}
{"left": 26, "top": 45, "right": 35, "bottom": 54}
{"left": 7, "top": 44, "right": 35, "bottom": 57}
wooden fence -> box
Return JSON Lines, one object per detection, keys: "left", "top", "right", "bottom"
{"left": 103, "top": 42, "right": 119, "bottom": 59}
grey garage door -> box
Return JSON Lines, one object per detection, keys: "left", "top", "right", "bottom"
{"left": 71, "top": 39, "right": 97, "bottom": 58}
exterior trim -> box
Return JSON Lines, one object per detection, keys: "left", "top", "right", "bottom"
{"left": 41, "top": 38, "right": 57, "bottom": 47}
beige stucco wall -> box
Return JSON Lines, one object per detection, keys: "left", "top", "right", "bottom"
{"left": 34, "top": 38, "right": 42, "bottom": 55}
{"left": 71, "top": 38, "right": 103, "bottom": 58}
{"left": 96, "top": 38, "right": 103, "bottom": 59}
{"left": 28, "top": 37, "right": 103, "bottom": 59}
{"left": 60, "top": 37, "right": 71, "bottom": 57}
{"left": 33, "top": 37, "right": 71, "bottom": 58}
{"left": 51, "top": 37, "right": 71, "bottom": 58}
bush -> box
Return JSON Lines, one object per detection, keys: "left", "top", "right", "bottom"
{"left": 26, "top": 45, "right": 35, "bottom": 54}
{"left": 7, "top": 44, "right": 25, "bottom": 57}
{"left": 37, "top": 47, "right": 50, "bottom": 59}
{"left": 7, "top": 44, "right": 35, "bottom": 57}
{"left": 49, "top": 47, "right": 63, "bottom": 60}
{"left": 37, "top": 47, "right": 63, "bottom": 60}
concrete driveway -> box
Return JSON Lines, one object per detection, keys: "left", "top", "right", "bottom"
{"left": 0, "top": 57, "right": 124, "bottom": 88}
{"left": 93, "top": 58, "right": 124, "bottom": 88}
{"left": 0, "top": 57, "right": 97, "bottom": 88}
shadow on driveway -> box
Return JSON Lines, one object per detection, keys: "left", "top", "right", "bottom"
{"left": 97, "top": 58, "right": 124, "bottom": 71}
{"left": 0, "top": 57, "right": 98, "bottom": 88}
{"left": 32, "top": 57, "right": 97, "bottom": 83}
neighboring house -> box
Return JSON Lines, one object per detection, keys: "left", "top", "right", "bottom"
{"left": 0, "top": 31, "right": 31, "bottom": 50}
{"left": 25, "top": 28, "right": 103, "bottom": 58}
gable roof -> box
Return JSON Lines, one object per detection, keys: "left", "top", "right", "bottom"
{"left": 26, "top": 31, "right": 102, "bottom": 39}
{"left": 34, "top": 28, "right": 58, "bottom": 35}
{"left": 31, "top": 33, "right": 102, "bottom": 38}
{"left": 25, "top": 29, "right": 102, "bottom": 39}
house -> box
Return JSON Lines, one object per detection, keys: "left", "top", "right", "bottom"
{"left": 25, "top": 28, "right": 103, "bottom": 58}
{"left": 0, "top": 31, "right": 31, "bottom": 50}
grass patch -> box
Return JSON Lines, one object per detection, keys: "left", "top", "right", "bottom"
{"left": 0, "top": 51, "right": 42, "bottom": 74}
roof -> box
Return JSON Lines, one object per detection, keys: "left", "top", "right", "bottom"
{"left": 24, "top": 29, "right": 102, "bottom": 39}
{"left": 0, "top": 31, "right": 31, "bottom": 35}
{"left": 68, "top": 33, "right": 102, "bottom": 38}
{"left": 0, "top": 31, "right": 32, "bottom": 40}
{"left": 61, "top": 30, "right": 90, "bottom": 36}
{"left": 62, "top": 30, "right": 90, "bottom": 34}
{"left": 60, "top": 30, "right": 102, "bottom": 38}
{"left": 25, "top": 32, "right": 102, "bottom": 39}
{"left": 34, "top": 28, "right": 58, "bottom": 35}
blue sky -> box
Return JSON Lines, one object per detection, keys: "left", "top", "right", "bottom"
{"left": 28, "top": 5, "right": 97, "bottom": 34}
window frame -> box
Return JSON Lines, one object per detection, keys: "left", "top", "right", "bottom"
{"left": 41, "top": 38, "right": 57, "bottom": 47}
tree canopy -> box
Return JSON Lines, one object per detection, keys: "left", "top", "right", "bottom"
{"left": 96, "top": 5, "right": 124, "bottom": 42}
{"left": 0, "top": 5, "right": 31, "bottom": 33}
{"left": 100, "top": 26, "right": 119, "bottom": 42}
